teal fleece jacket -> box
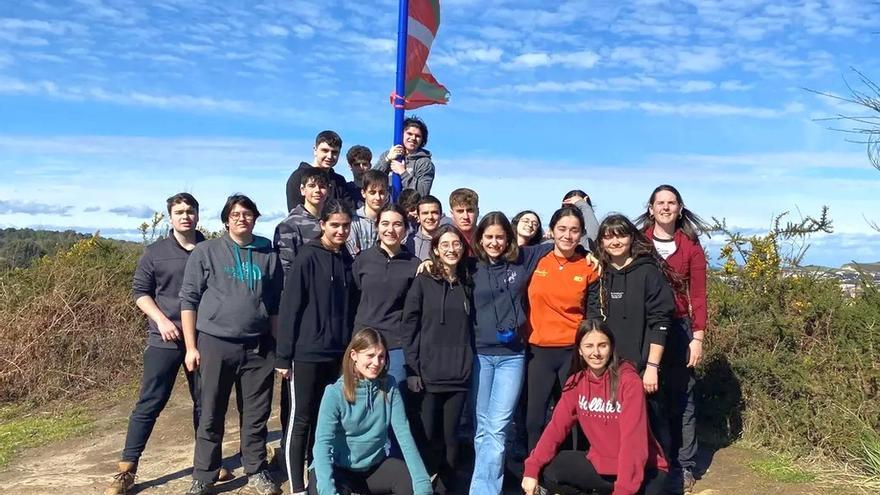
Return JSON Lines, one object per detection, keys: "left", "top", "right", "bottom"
{"left": 312, "top": 376, "right": 431, "bottom": 495}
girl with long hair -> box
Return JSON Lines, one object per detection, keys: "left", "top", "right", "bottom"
{"left": 588, "top": 213, "right": 676, "bottom": 471}
{"left": 276, "top": 199, "right": 358, "bottom": 495}
{"left": 468, "top": 211, "right": 553, "bottom": 494}
{"left": 401, "top": 224, "right": 474, "bottom": 494}
{"left": 511, "top": 210, "right": 544, "bottom": 247}
{"left": 309, "top": 328, "right": 432, "bottom": 495}
{"left": 524, "top": 206, "right": 600, "bottom": 452}
{"left": 634, "top": 185, "right": 709, "bottom": 493}
{"left": 522, "top": 320, "right": 668, "bottom": 495}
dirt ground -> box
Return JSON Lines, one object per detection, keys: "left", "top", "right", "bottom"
{"left": 0, "top": 383, "right": 849, "bottom": 495}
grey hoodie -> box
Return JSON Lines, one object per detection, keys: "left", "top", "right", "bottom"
{"left": 374, "top": 148, "right": 435, "bottom": 197}
{"left": 180, "top": 234, "right": 282, "bottom": 340}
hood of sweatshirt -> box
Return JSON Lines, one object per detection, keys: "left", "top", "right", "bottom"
{"left": 601, "top": 255, "right": 672, "bottom": 367}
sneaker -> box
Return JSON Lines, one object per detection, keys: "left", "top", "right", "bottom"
{"left": 184, "top": 479, "right": 213, "bottom": 495}
{"left": 247, "top": 470, "right": 281, "bottom": 495}
{"left": 217, "top": 467, "right": 234, "bottom": 482}
{"left": 683, "top": 468, "right": 696, "bottom": 493}
{"left": 105, "top": 461, "right": 136, "bottom": 495}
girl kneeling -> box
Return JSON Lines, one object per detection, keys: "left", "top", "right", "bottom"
{"left": 309, "top": 328, "right": 432, "bottom": 495}
{"left": 522, "top": 320, "right": 667, "bottom": 495}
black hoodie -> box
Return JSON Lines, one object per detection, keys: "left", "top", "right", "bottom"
{"left": 352, "top": 244, "right": 421, "bottom": 350}
{"left": 401, "top": 272, "right": 474, "bottom": 392}
{"left": 286, "top": 161, "right": 352, "bottom": 212}
{"left": 587, "top": 255, "right": 674, "bottom": 370}
{"left": 276, "top": 239, "right": 356, "bottom": 365}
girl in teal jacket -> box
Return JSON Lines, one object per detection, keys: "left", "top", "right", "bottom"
{"left": 308, "top": 328, "right": 432, "bottom": 495}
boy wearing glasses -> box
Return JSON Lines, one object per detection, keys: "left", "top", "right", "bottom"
{"left": 180, "top": 195, "right": 283, "bottom": 495}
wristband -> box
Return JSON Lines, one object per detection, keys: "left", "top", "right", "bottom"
{"left": 692, "top": 337, "right": 703, "bottom": 342}
{"left": 646, "top": 362, "right": 659, "bottom": 369}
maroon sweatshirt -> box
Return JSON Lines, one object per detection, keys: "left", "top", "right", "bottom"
{"left": 645, "top": 226, "right": 708, "bottom": 332}
{"left": 524, "top": 362, "right": 667, "bottom": 495}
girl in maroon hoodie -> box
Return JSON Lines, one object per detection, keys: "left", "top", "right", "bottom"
{"left": 522, "top": 319, "right": 667, "bottom": 495}
{"left": 636, "top": 184, "right": 709, "bottom": 493}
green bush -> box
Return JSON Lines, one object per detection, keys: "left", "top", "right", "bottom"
{"left": 698, "top": 257, "right": 880, "bottom": 476}
{"left": 0, "top": 236, "right": 143, "bottom": 404}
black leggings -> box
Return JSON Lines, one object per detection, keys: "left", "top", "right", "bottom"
{"left": 307, "top": 457, "right": 415, "bottom": 495}
{"left": 543, "top": 450, "right": 667, "bottom": 495}
{"left": 526, "top": 346, "right": 573, "bottom": 451}
{"left": 285, "top": 359, "right": 341, "bottom": 492}
{"left": 412, "top": 390, "right": 466, "bottom": 484}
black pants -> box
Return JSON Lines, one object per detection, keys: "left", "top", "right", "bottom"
{"left": 411, "top": 389, "right": 466, "bottom": 488}
{"left": 286, "top": 359, "right": 341, "bottom": 492}
{"left": 307, "top": 457, "right": 415, "bottom": 495}
{"left": 193, "top": 333, "right": 274, "bottom": 482}
{"left": 662, "top": 318, "right": 698, "bottom": 471}
{"left": 543, "top": 450, "right": 666, "bottom": 495}
{"left": 526, "top": 346, "right": 572, "bottom": 451}
{"left": 122, "top": 345, "right": 200, "bottom": 463}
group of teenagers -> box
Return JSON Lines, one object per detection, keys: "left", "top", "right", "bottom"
{"left": 106, "top": 119, "right": 709, "bottom": 495}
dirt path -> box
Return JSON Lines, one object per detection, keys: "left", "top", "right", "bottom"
{"left": 0, "top": 384, "right": 847, "bottom": 495}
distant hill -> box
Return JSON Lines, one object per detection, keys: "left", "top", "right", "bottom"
{"left": 842, "top": 261, "right": 880, "bottom": 273}
{"left": 0, "top": 228, "right": 92, "bottom": 270}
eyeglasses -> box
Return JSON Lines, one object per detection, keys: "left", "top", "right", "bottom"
{"left": 438, "top": 241, "right": 462, "bottom": 251}
{"left": 519, "top": 219, "right": 539, "bottom": 227}
{"left": 229, "top": 212, "right": 255, "bottom": 220}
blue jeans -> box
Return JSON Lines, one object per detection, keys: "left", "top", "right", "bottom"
{"left": 469, "top": 353, "right": 525, "bottom": 495}
{"left": 387, "top": 348, "right": 407, "bottom": 387}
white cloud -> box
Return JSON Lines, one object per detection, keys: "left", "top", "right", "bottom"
{"left": 292, "top": 24, "right": 315, "bottom": 39}
{"left": 637, "top": 101, "right": 802, "bottom": 118}
{"left": 677, "top": 80, "right": 716, "bottom": 93}
{"left": 261, "top": 24, "right": 289, "bottom": 37}
{"left": 719, "top": 80, "right": 753, "bottom": 91}
{"left": 507, "top": 50, "right": 600, "bottom": 70}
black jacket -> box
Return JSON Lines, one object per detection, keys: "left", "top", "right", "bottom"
{"left": 401, "top": 273, "right": 474, "bottom": 392}
{"left": 352, "top": 245, "right": 421, "bottom": 349}
{"left": 276, "top": 239, "right": 356, "bottom": 364}
{"left": 286, "top": 162, "right": 352, "bottom": 212}
{"left": 132, "top": 232, "right": 205, "bottom": 349}
{"left": 587, "top": 255, "right": 674, "bottom": 369}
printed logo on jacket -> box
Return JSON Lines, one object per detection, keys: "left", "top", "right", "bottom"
{"left": 578, "top": 394, "right": 622, "bottom": 415}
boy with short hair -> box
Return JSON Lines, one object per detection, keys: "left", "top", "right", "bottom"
{"left": 449, "top": 188, "right": 479, "bottom": 256}
{"left": 374, "top": 117, "right": 435, "bottom": 197}
{"left": 344, "top": 145, "right": 372, "bottom": 210}
{"left": 346, "top": 169, "right": 390, "bottom": 255}
{"left": 405, "top": 194, "right": 443, "bottom": 261}
{"left": 285, "top": 130, "right": 350, "bottom": 211}
{"left": 275, "top": 168, "right": 329, "bottom": 273}
{"left": 397, "top": 188, "right": 421, "bottom": 231}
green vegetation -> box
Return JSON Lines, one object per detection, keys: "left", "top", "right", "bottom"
{"left": 745, "top": 451, "right": 817, "bottom": 483}
{"left": 0, "top": 228, "right": 90, "bottom": 270}
{"left": 0, "top": 404, "right": 93, "bottom": 467}
{"left": 699, "top": 212, "right": 880, "bottom": 484}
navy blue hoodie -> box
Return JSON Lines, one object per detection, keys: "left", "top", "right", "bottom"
{"left": 352, "top": 244, "right": 420, "bottom": 349}
{"left": 276, "top": 239, "right": 356, "bottom": 365}
{"left": 587, "top": 255, "right": 674, "bottom": 369}
{"left": 472, "top": 243, "right": 553, "bottom": 355}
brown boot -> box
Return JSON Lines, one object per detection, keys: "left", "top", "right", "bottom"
{"left": 105, "top": 461, "right": 136, "bottom": 495}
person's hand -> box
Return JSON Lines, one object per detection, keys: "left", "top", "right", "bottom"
{"left": 407, "top": 376, "right": 423, "bottom": 393}
{"left": 390, "top": 159, "right": 406, "bottom": 175}
{"left": 561, "top": 195, "right": 585, "bottom": 206}
{"left": 521, "top": 476, "right": 539, "bottom": 495}
{"left": 643, "top": 366, "right": 658, "bottom": 394}
{"left": 687, "top": 338, "right": 704, "bottom": 368}
{"left": 157, "top": 318, "right": 181, "bottom": 342}
{"left": 185, "top": 349, "right": 200, "bottom": 372}
{"left": 416, "top": 259, "right": 433, "bottom": 275}
{"left": 387, "top": 145, "right": 405, "bottom": 161}
{"left": 276, "top": 368, "right": 291, "bottom": 380}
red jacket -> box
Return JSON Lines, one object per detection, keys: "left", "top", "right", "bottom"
{"left": 524, "top": 363, "right": 667, "bottom": 495}
{"left": 645, "top": 226, "right": 708, "bottom": 331}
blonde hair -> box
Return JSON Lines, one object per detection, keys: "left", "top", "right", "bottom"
{"left": 341, "top": 328, "right": 389, "bottom": 404}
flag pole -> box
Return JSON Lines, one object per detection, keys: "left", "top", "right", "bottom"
{"left": 390, "top": 0, "right": 409, "bottom": 203}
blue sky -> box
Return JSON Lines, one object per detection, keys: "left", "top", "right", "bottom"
{"left": 1, "top": 0, "right": 879, "bottom": 267}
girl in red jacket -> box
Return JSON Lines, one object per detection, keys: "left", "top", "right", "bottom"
{"left": 635, "top": 184, "right": 709, "bottom": 493}
{"left": 522, "top": 319, "right": 667, "bottom": 495}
